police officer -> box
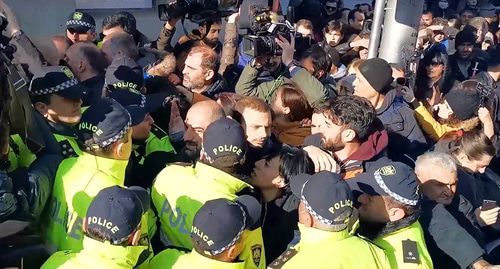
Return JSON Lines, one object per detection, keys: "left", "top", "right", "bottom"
{"left": 41, "top": 185, "right": 152, "bottom": 269}
{"left": 269, "top": 171, "right": 390, "bottom": 269}
{"left": 350, "top": 160, "right": 434, "bottom": 269}
{"left": 104, "top": 57, "right": 176, "bottom": 187}
{"left": 150, "top": 195, "right": 261, "bottom": 269}
{"left": 65, "top": 11, "right": 97, "bottom": 46}
{"left": 8, "top": 66, "right": 89, "bottom": 172}
{"left": 151, "top": 118, "right": 266, "bottom": 269}
{"left": 41, "top": 97, "right": 155, "bottom": 253}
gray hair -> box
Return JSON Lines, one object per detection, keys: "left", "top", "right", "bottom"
{"left": 107, "top": 32, "right": 138, "bottom": 59}
{"left": 313, "top": 210, "right": 351, "bottom": 232}
{"left": 415, "top": 151, "right": 457, "bottom": 175}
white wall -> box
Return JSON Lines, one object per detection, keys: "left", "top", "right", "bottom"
{"left": 5, "top": 0, "right": 198, "bottom": 63}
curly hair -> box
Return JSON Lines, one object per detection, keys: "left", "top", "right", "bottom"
{"left": 318, "top": 95, "right": 377, "bottom": 142}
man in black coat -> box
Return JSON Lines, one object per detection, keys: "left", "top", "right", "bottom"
{"left": 415, "top": 152, "right": 499, "bottom": 268}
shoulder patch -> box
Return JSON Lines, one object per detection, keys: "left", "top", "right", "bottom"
{"left": 402, "top": 239, "right": 420, "bottom": 264}
{"left": 251, "top": 245, "right": 262, "bottom": 267}
{"left": 59, "top": 140, "right": 78, "bottom": 158}
{"left": 73, "top": 12, "right": 83, "bottom": 20}
{"left": 268, "top": 248, "right": 298, "bottom": 269}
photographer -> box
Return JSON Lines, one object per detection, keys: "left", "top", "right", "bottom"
{"left": 155, "top": 12, "right": 239, "bottom": 76}
{"left": 235, "top": 34, "right": 332, "bottom": 108}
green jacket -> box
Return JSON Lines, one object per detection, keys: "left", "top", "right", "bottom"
{"left": 270, "top": 224, "right": 390, "bottom": 269}
{"left": 41, "top": 152, "right": 156, "bottom": 253}
{"left": 41, "top": 236, "right": 152, "bottom": 269}
{"left": 235, "top": 64, "right": 330, "bottom": 107}
{"left": 374, "top": 221, "right": 433, "bottom": 269}
{"left": 150, "top": 248, "right": 246, "bottom": 269}
{"left": 151, "top": 162, "right": 266, "bottom": 269}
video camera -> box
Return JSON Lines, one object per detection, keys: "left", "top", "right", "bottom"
{"left": 241, "top": 7, "right": 313, "bottom": 57}
{"left": 158, "top": 0, "right": 242, "bottom": 24}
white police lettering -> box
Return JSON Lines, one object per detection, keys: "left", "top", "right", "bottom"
{"left": 328, "top": 199, "right": 353, "bottom": 215}
{"left": 192, "top": 226, "right": 214, "bottom": 246}
{"left": 113, "top": 82, "right": 138, "bottom": 90}
{"left": 212, "top": 145, "right": 242, "bottom": 156}
{"left": 79, "top": 122, "right": 104, "bottom": 136}
{"left": 88, "top": 216, "right": 120, "bottom": 234}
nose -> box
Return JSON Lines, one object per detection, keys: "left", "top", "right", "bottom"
{"left": 183, "top": 128, "right": 194, "bottom": 143}
{"left": 478, "top": 167, "right": 486, "bottom": 174}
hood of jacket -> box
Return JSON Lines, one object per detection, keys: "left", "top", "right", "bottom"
{"left": 376, "top": 89, "right": 399, "bottom": 116}
{"left": 347, "top": 130, "right": 389, "bottom": 162}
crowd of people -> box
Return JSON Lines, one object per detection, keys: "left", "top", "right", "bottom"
{"left": 1, "top": 0, "right": 500, "bottom": 268}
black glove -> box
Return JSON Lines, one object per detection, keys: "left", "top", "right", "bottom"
{"left": 399, "top": 86, "right": 416, "bottom": 103}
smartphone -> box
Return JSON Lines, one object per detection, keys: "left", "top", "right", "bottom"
{"left": 482, "top": 200, "right": 498, "bottom": 211}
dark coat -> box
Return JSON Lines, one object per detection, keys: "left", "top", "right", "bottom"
{"left": 420, "top": 195, "right": 486, "bottom": 269}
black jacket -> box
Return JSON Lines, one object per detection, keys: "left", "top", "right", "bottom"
{"left": 377, "top": 90, "right": 428, "bottom": 163}
{"left": 81, "top": 74, "right": 105, "bottom": 107}
{"left": 446, "top": 52, "right": 488, "bottom": 83}
{"left": 261, "top": 191, "right": 299, "bottom": 264}
{"left": 420, "top": 195, "right": 486, "bottom": 269}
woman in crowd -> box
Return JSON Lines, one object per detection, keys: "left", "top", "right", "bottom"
{"left": 435, "top": 128, "right": 499, "bottom": 210}
{"left": 415, "top": 45, "right": 452, "bottom": 106}
{"left": 271, "top": 84, "right": 313, "bottom": 146}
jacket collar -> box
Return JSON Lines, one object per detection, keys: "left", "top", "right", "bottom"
{"left": 80, "top": 237, "right": 150, "bottom": 267}
{"left": 358, "top": 211, "right": 421, "bottom": 240}
{"left": 347, "top": 130, "right": 388, "bottom": 162}
{"left": 79, "top": 152, "right": 128, "bottom": 184}
{"left": 48, "top": 121, "right": 79, "bottom": 138}
{"left": 298, "top": 223, "right": 350, "bottom": 245}
{"left": 187, "top": 250, "right": 246, "bottom": 269}
{"left": 194, "top": 162, "right": 251, "bottom": 193}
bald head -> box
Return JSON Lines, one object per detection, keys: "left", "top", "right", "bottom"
{"left": 183, "top": 100, "right": 226, "bottom": 160}
{"left": 65, "top": 42, "right": 106, "bottom": 81}
{"left": 101, "top": 32, "right": 138, "bottom": 64}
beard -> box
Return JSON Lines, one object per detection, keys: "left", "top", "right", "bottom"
{"left": 323, "top": 134, "right": 345, "bottom": 152}
{"left": 183, "top": 75, "right": 205, "bottom": 90}
{"left": 182, "top": 142, "right": 201, "bottom": 161}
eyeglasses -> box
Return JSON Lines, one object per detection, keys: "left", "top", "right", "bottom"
{"left": 68, "top": 28, "right": 88, "bottom": 35}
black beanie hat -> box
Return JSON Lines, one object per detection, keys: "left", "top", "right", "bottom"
{"left": 444, "top": 81, "right": 481, "bottom": 121}
{"left": 358, "top": 58, "right": 393, "bottom": 94}
{"left": 455, "top": 30, "right": 476, "bottom": 46}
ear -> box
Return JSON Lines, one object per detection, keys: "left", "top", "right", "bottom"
{"left": 388, "top": 207, "right": 405, "bottom": 222}
{"left": 114, "top": 141, "right": 126, "bottom": 158}
{"left": 226, "top": 244, "right": 240, "bottom": 260}
{"left": 130, "top": 229, "right": 141, "bottom": 246}
{"left": 272, "top": 176, "right": 286, "bottom": 188}
{"left": 282, "top": 106, "right": 291, "bottom": 115}
{"left": 34, "top": 102, "right": 50, "bottom": 117}
{"left": 199, "top": 25, "right": 207, "bottom": 35}
{"left": 205, "top": 69, "right": 215, "bottom": 81}
{"left": 82, "top": 217, "right": 88, "bottom": 233}
{"left": 341, "top": 128, "right": 356, "bottom": 143}
{"left": 299, "top": 203, "right": 314, "bottom": 227}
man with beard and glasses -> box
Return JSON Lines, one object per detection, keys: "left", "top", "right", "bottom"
{"left": 304, "top": 95, "right": 388, "bottom": 179}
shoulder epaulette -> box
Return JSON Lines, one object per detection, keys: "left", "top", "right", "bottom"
{"left": 59, "top": 140, "right": 78, "bottom": 158}
{"left": 151, "top": 124, "right": 168, "bottom": 139}
{"left": 268, "top": 248, "right": 298, "bottom": 269}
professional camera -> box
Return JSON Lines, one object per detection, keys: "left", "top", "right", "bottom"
{"left": 158, "top": 0, "right": 242, "bottom": 24}
{"left": 242, "top": 7, "right": 313, "bottom": 57}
